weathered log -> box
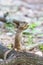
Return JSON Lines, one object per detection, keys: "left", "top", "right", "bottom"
{"left": 0, "top": 44, "right": 9, "bottom": 59}
{"left": 0, "top": 44, "right": 43, "bottom": 65}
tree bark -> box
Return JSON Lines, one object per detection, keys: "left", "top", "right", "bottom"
{"left": 0, "top": 44, "right": 43, "bottom": 65}
{"left": 0, "top": 44, "right": 9, "bottom": 59}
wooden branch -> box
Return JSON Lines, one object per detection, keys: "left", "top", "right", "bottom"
{"left": 0, "top": 44, "right": 43, "bottom": 65}
{"left": 0, "top": 44, "right": 9, "bottom": 59}
{"left": 0, "top": 51, "right": 43, "bottom": 65}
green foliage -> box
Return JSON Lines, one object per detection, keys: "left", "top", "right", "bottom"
{"left": 5, "top": 22, "right": 15, "bottom": 33}
{"left": 5, "top": 22, "right": 14, "bottom": 28}
{"left": 27, "top": 35, "right": 33, "bottom": 44}
{"left": 23, "top": 32, "right": 30, "bottom": 35}
{"left": 23, "top": 22, "right": 40, "bottom": 45}
{"left": 7, "top": 43, "right": 12, "bottom": 49}
{"left": 29, "top": 23, "right": 38, "bottom": 30}
{"left": 39, "top": 45, "right": 43, "bottom": 51}
{"left": 23, "top": 33, "right": 34, "bottom": 45}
